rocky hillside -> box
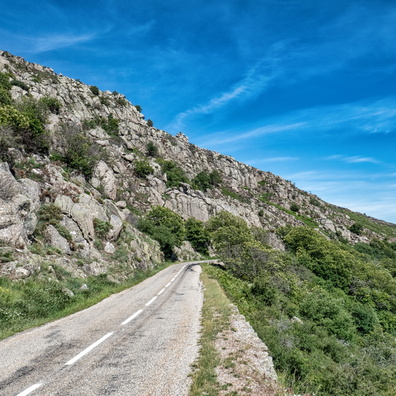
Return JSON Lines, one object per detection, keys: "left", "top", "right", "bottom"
{"left": 1, "top": 50, "right": 395, "bottom": 280}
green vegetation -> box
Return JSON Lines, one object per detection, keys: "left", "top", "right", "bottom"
{"left": 349, "top": 221, "right": 364, "bottom": 235}
{"left": 54, "top": 128, "right": 102, "bottom": 178}
{"left": 138, "top": 206, "right": 185, "bottom": 259}
{"left": 221, "top": 187, "right": 246, "bottom": 202}
{"left": 0, "top": 74, "right": 63, "bottom": 159}
{"left": 147, "top": 119, "right": 153, "bottom": 127}
{"left": 185, "top": 218, "right": 211, "bottom": 255}
{"left": 89, "top": 85, "right": 99, "bottom": 95}
{"left": 82, "top": 114, "right": 119, "bottom": 136}
{"left": 189, "top": 268, "right": 232, "bottom": 396}
{"left": 259, "top": 196, "right": 319, "bottom": 228}
{"left": 146, "top": 141, "right": 158, "bottom": 157}
{"left": 33, "top": 204, "right": 72, "bottom": 246}
{"left": 205, "top": 212, "right": 396, "bottom": 395}
{"left": 338, "top": 208, "right": 396, "bottom": 239}
{"left": 134, "top": 160, "right": 154, "bottom": 179}
{"left": 39, "top": 97, "right": 61, "bottom": 114}
{"left": 157, "top": 159, "right": 189, "bottom": 188}
{"left": 93, "top": 218, "right": 112, "bottom": 239}
{"left": 0, "top": 261, "right": 173, "bottom": 341}
{"left": 11, "top": 79, "right": 29, "bottom": 91}
{"left": 192, "top": 170, "right": 222, "bottom": 192}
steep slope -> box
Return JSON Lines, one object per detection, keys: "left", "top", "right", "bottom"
{"left": 0, "top": 50, "right": 395, "bottom": 279}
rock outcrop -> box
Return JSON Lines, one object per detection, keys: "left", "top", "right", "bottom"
{"left": 1, "top": 50, "right": 395, "bottom": 280}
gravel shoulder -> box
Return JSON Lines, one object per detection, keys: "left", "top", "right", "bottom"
{"left": 215, "top": 305, "right": 282, "bottom": 395}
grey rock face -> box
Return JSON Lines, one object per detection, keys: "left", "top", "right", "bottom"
{"left": 45, "top": 225, "right": 71, "bottom": 254}
{"left": 0, "top": 163, "right": 40, "bottom": 248}
{"left": 0, "top": 50, "right": 390, "bottom": 282}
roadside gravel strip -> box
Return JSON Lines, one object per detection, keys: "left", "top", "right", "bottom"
{"left": 0, "top": 262, "right": 204, "bottom": 396}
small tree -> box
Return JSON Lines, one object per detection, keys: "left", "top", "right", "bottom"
{"left": 146, "top": 141, "right": 158, "bottom": 157}
{"left": 185, "top": 218, "right": 211, "bottom": 255}
{"left": 90, "top": 85, "right": 99, "bottom": 95}
{"left": 349, "top": 222, "right": 363, "bottom": 235}
{"left": 147, "top": 119, "right": 153, "bottom": 127}
{"left": 138, "top": 206, "right": 185, "bottom": 259}
{"left": 134, "top": 160, "right": 154, "bottom": 178}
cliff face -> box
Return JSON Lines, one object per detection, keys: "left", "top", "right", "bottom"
{"left": 0, "top": 51, "right": 395, "bottom": 279}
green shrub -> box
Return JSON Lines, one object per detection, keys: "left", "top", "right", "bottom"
{"left": 146, "top": 141, "right": 158, "bottom": 157}
{"left": 283, "top": 226, "right": 354, "bottom": 290}
{"left": 185, "top": 218, "right": 211, "bottom": 255}
{"left": 192, "top": 170, "right": 222, "bottom": 191}
{"left": 138, "top": 206, "right": 185, "bottom": 259}
{"left": 93, "top": 218, "right": 112, "bottom": 239}
{"left": 56, "top": 129, "right": 100, "bottom": 178}
{"left": 290, "top": 202, "right": 300, "bottom": 212}
{"left": 102, "top": 114, "right": 119, "bottom": 136}
{"left": 0, "top": 87, "right": 11, "bottom": 105}
{"left": 0, "top": 72, "right": 11, "bottom": 90}
{"left": 206, "top": 211, "right": 253, "bottom": 254}
{"left": 134, "top": 160, "right": 154, "bottom": 178}
{"left": 157, "top": 159, "right": 189, "bottom": 188}
{"left": 147, "top": 119, "right": 153, "bottom": 127}
{"left": 39, "top": 97, "right": 61, "bottom": 114}
{"left": 135, "top": 104, "right": 142, "bottom": 112}
{"left": 11, "top": 79, "right": 29, "bottom": 91}
{"left": 90, "top": 85, "right": 99, "bottom": 95}
{"left": 349, "top": 222, "right": 363, "bottom": 235}
{"left": 0, "top": 105, "right": 30, "bottom": 130}
{"left": 221, "top": 187, "right": 245, "bottom": 202}
{"left": 115, "top": 97, "right": 127, "bottom": 106}
{"left": 37, "top": 204, "right": 63, "bottom": 224}
{"left": 35, "top": 204, "right": 64, "bottom": 238}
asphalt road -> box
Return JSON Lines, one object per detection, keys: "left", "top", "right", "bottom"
{"left": 0, "top": 262, "right": 204, "bottom": 396}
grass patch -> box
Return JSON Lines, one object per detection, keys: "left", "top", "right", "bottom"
{"left": 337, "top": 208, "right": 396, "bottom": 238}
{"left": 189, "top": 263, "right": 232, "bottom": 396}
{"left": 0, "top": 261, "right": 174, "bottom": 341}
{"left": 222, "top": 187, "right": 247, "bottom": 202}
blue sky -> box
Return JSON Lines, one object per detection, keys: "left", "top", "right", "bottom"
{"left": 1, "top": 0, "right": 396, "bottom": 223}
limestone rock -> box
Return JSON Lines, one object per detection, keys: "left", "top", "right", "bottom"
{"left": 93, "top": 160, "right": 117, "bottom": 200}
{"left": 45, "top": 225, "right": 71, "bottom": 254}
{"left": 109, "top": 214, "right": 123, "bottom": 241}
{"left": 104, "top": 241, "right": 116, "bottom": 254}
{"left": 173, "top": 241, "right": 201, "bottom": 262}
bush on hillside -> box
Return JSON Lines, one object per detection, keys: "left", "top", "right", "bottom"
{"left": 137, "top": 206, "right": 185, "bottom": 259}
{"left": 157, "top": 159, "right": 189, "bottom": 188}
{"left": 185, "top": 218, "right": 211, "bottom": 255}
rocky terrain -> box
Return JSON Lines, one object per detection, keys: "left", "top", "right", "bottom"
{"left": 1, "top": 50, "right": 395, "bottom": 280}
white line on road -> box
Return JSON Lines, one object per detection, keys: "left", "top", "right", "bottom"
{"left": 65, "top": 332, "right": 114, "bottom": 366}
{"left": 121, "top": 309, "right": 143, "bottom": 325}
{"left": 16, "top": 383, "right": 42, "bottom": 396}
{"left": 145, "top": 296, "right": 158, "bottom": 306}
{"left": 165, "top": 282, "right": 171, "bottom": 288}
{"left": 157, "top": 288, "right": 166, "bottom": 296}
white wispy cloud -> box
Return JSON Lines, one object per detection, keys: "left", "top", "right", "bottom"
{"left": 167, "top": 46, "right": 289, "bottom": 131}
{"left": 198, "top": 96, "right": 396, "bottom": 148}
{"left": 194, "top": 122, "right": 305, "bottom": 151}
{"left": 169, "top": 68, "right": 278, "bottom": 131}
{"left": 325, "top": 155, "right": 381, "bottom": 164}
{"left": 246, "top": 157, "right": 299, "bottom": 166}
{"left": 29, "top": 33, "right": 96, "bottom": 53}
{"left": 284, "top": 169, "right": 396, "bottom": 222}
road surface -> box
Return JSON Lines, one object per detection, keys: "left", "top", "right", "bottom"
{"left": 0, "top": 262, "right": 203, "bottom": 396}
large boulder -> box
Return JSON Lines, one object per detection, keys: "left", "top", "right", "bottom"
{"left": 0, "top": 163, "right": 40, "bottom": 248}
